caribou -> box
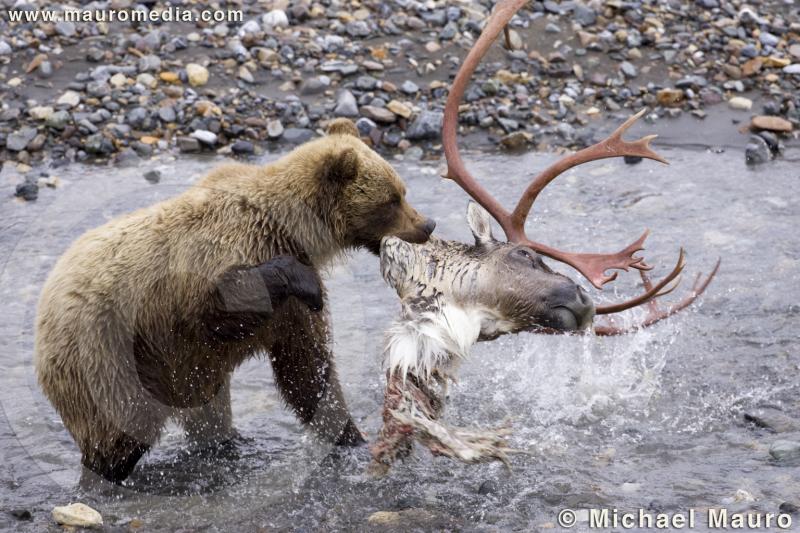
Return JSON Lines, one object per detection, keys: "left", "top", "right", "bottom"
{"left": 368, "top": 0, "right": 720, "bottom": 475}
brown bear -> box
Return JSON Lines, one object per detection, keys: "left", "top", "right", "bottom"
{"left": 34, "top": 119, "right": 435, "bottom": 482}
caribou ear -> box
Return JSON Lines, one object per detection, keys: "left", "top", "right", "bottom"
{"left": 467, "top": 201, "right": 496, "bottom": 246}
{"left": 380, "top": 236, "right": 414, "bottom": 292}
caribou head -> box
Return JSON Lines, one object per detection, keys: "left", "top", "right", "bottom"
{"left": 381, "top": 202, "right": 595, "bottom": 339}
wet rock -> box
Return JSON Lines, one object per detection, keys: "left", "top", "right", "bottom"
{"left": 361, "top": 105, "right": 396, "bottom": 123}
{"left": 45, "top": 110, "right": 71, "bottom": 131}
{"left": 574, "top": 5, "right": 597, "bottom": 26}
{"left": 406, "top": 110, "right": 443, "bottom": 140}
{"left": 500, "top": 131, "right": 532, "bottom": 149}
{"left": 0, "top": 40, "right": 11, "bottom": 56}
{"left": 620, "top": 61, "right": 638, "bottom": 78}
{"left": 57, "top": 91, "right": 81, "bottom": 108}
{"left": 186, "top": 63, "right": 209, "bottom": 87}
{"left": 9, "top": 509, "right": 32, "bottom": 521}
{"left": 478, "top": 479, "right": 500, "bottom": 495}
{"left": 780, "top": 502, "right": 799, "bottom": 515}
{"left": 177, "top": 136, "right": 201, "bottom": 153}
{"left": 28, "top": 106, "right": 54, "bottom": 121}
{"left": 84, "top": 133, "right": 114, "bottom": 155}
{"left": 7, "top": 127, "right": 38, "bottom": 152}
{"left": 356, "top": 117, "right": 377, "bottom": 136}
{"left": 267, "top": 119, "right": 284, "bottom": 139}
{"left": 138, "top": 54, "right": 161, "bottom": 73}
{"left": 301, "top": 76, "right": 329, "bottom": 95}
{"left": 728, "top": 96, "right": 752, "bottom": 111}
{"left": 744, "top": 409, "right": 800, "bottom": 433}
{"left": 283, "top": 128, "right": 314, "bottom": 144}
{"left": 320, "top": 61, "right": 358, "bottom": 76}
{"left": 401, "top": 80, "right": 420, "bottom": 95}
{"left": 334, "top": 90, "right": 359, "bottom": 117}
{"left": 387, "top": 100, "right": 412, "bottom": 119}
{"left": 745, "top": 136, "right": 771, "bottom": 165}
{"left": 238, "top": 66, "right": 255, "bottom": 84}
{"left": 262, "top": 9, "right": 289, "bottom": 29}
{"left": 368, "top": 511, "right": 401, "bottom": 525}
{"left": 783, "top": 64, "right": 800, "bottom": 76}
{"left": 231, "top": 140, "right": 255, "bottom": 155}
{"left": 624, "top": 156, "right": 643, "bottom": 165}
{"left": 158, "top": 106, "right": 176, "bottom": 123}
{"left": 756, "top": 131, "right": 782, "bottom": 154}
{"left": 55, "top": 21, "right": 76, "bottom": 37}
{"left": 52, "top": 503, "right": 103, "bottom": 528}
{"left": 143, "top": 170, "right": 161, "bottom": 184}
{"left": 750, "top": 116, "right": 793, "bottom": 133}
{"left": 657, "top": 88, "right": 683, "bottom": 105}
{"left": 15, "top": 180, "right": 38, "bottom": 201}
{"left": 769, "top": 440, "right": 800, "bottom": 461}
{"left": 191, "top": 130, "right": 217, "bottom": 146}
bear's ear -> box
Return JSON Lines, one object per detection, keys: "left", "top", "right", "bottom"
{"left": 323, "top": 148, "right": 360, "bottom": 183}
{"left": 326, "top": 118, "right": 359, "bottom": 137}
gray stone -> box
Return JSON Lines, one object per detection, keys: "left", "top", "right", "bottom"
{"left": 356, "top": 117, "right": 377, "bottom": 136}
{"left": 769, "top": 440, "right": 800, "bottom": 461}
{"left": 0, "top": 40, "right": 11, "bottom": 55}
{"left": 84, "top": 133, "right": 114, "bottom": 155}
{"left": 55, "top": 21, "right": 76, "bottom": 37}
{"left": 46, "top": 110, "right": 71, "bottom": 130}
{"left": 783, "top": 64, "right": 800, "bottom": 75}
{"left": 137, "top": 54, "right": 161, "bottom": 73}
{"left": 191, "top": 129, "right": 218, "bottom": 145}
{"left": 144, "top": 170, "right": 161, "bottom": 184}
{"left": 346, "top": 20, "right": 371, "bottom": 38}
{"left": 759, "top": 32, "right": 779, "bottom": 48}
{"left": 231, "top": 140, "right": 255, "bottom": 154}
{"left": 744, "top": 409, "right": 800, "bottom": 433}
{"left": 301, "top": 76, "right": 329, "bottom": 95}
{"left": 574, "top": 5, "right": 597, "bottom": 26}
{"left": 361, "top": 105, "right": 396, "bottom": 123}
{"left": 334, "top": 90, "right": 359, "bottom": 117}
{"left": 320, "top": 61, "right": 359, "bottom": 76}
{"left": 126, "top": 107, "right": 149, "bottom": 129}
{"left": 406, "top": 110, "right": 443, "bottom": 140}
{"left": 400, "top": 80, "right": 420, "bottom": 94}
{"left": 177, "top": 136, "right": 201, "bottom": 153}
{"left": 15, "top": 180, "right": 38, "bottom": 201}
{"left": 6, "top": 127, "right": 38, "bottom": 151}
{"left": 158, "top": 106, "right": 176, "bottom": 123}
{"left": 283, "top": 128, "right": 314, "bottom": 144}
{"left": 745, "top": 135, "right": 771, "bottom": 165}
{"left": 267, "top": 119, "right": 284, "bottom": 138}
{"left": 620, "top": 61, "right": 638, "bottom": 78}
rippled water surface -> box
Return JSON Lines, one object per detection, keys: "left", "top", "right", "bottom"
{"left": 1, "top": 139, "right": 799, "bottom": 531}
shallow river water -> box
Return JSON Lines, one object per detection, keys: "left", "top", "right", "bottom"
{"left": 1, "top": 133, "right": 799, "bottom": 531}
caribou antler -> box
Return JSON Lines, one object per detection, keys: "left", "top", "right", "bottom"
{"left": 442, "top": 0, "right": 719, "bottom": 331}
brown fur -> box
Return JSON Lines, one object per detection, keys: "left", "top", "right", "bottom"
{"left": 34, "top": 119, "right": 433, "bottom": 482}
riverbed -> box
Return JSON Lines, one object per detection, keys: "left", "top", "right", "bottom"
{"left": 1, "top": 128, "right": 798, "bottom": 531}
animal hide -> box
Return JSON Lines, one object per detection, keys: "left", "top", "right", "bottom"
{"left": 368, "top": 296, "right": 517, "bottom": 475}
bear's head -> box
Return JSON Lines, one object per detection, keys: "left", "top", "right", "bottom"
{"left": 310, "top": 119, "right": 436, "bottom": 255}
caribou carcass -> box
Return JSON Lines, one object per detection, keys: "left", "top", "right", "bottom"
{"left": 368, "top": 0, "right": 720, "bottom": 475}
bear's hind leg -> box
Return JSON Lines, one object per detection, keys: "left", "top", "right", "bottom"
{"left": 81, "top": 433, "right": 150, "bottom": 483}
{"left": 268, "top": 300, "right": 364, "bottom": 446}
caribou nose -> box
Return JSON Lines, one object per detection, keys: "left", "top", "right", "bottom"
{"left": 421, "top": 218, "right": 436, "bottom": 236}
{"left": 548, "top": 283, "right": 596, "bottom": 331}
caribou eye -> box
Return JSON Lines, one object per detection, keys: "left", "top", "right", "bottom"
{"left": 515, "top": 248, "right": 537, "bottom": 265}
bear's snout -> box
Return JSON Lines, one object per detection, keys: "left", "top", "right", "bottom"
{"left": 421, "top": 218, "right": 436, "bottom": 236}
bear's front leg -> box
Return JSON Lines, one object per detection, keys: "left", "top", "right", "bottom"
{"left": 267, "top": 298, "right": 365, "bottom": 446}
{"left": 203, "top": 255, "right": 323, "bottom": 343}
